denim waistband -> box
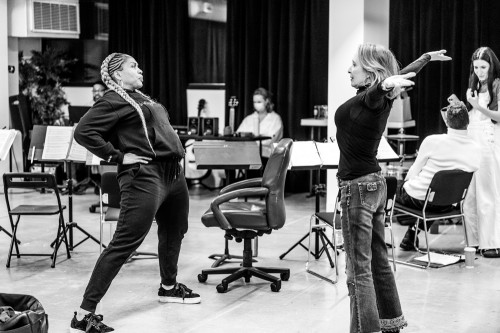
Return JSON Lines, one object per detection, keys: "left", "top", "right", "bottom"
{"left": 337, "top": 171, "right": 383, "bottom": 187}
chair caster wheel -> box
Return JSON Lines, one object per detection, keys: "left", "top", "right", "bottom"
{"left": 89, "top": 206, "right": 96, "bottom": 213}
{"left": 244, "top": 275, "right": 251, "bottom": 283}
{"left": 216, "top": 283, "right": 228, "bottom": 293}
{"left": 280, "top": 272, "right": 290, "bottom": 281}
{"left": 271, "top": 280, "right": 281, "bottom": 292}
{"left": 198, "top": 273, "right": 207, "bottom": 283}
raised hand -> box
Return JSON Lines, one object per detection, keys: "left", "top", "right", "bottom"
{"left": 467, "top": 89, "right": 481, "bottom": 109}
{"left": 426, "top": 50, "right": 452, "bottom": 61}
{"left": 123, "top": 152, "right": 152, "bottom": 165}
{"left": 382, "top": 72, "right": 416, "bottom": 90}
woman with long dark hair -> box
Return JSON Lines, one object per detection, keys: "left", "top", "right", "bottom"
{"left": 464, "top": 46, "right": 500, "bottom": 258}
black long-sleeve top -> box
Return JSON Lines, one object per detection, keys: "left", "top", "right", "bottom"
{"left": 74, "top": 90, "right": 184, "bottom": 164}
{"left": 335, "top": 54, "right": 431, "bottom": 180}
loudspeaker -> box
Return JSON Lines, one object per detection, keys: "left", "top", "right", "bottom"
{"left": 201, "top": 118, "right": 219, "bottom": 136}
{"left": 187, "top": 117, "right": 200, "bottom": 135}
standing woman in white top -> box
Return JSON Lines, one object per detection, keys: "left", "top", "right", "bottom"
{"left": 236, "top": 87, "right": 283, "bottom": 159}
{"left": 464, "top": 46, "right": 500, "bottom": 258}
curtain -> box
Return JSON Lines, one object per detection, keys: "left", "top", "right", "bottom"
{"left": 390, "top": 0, "right": 500, "bottom": 139}
{"left": 109, "top": 0, "right": 189, "bottom": 125}
{"left": 189, "top": 19, "right": 226, "bottom": 83}
{"left": 226, "top": 0, "right": 329, "bottom": 141}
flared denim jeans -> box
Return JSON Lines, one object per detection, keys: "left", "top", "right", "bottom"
{"left": 339, "top": 172, "right": 407, "bottom": 333}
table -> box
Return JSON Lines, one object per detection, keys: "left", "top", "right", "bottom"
{"left": 300, "top": 118, "right": 328, "bottom": 140}
{"left": 179, "top": 134, "right": 271, "bottom": 160}
{"left": 386, "top": 134, "right": 419, "bottom": 160}
{"left": 300, "top": 118, "right": 328, "bottom": 193}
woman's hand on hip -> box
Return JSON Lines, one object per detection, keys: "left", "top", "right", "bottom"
{"left": 122, "top": 153, "right": 152, "bottom": 165}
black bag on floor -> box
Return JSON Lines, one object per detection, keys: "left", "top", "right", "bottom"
{"left": 0, "top": 293, "right": 48, "bottom": 333}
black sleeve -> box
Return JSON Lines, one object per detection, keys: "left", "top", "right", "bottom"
{"left": 74, "top": 99, "right": 124, "bottom": 164}
{"left": 400, "top": 54, "right": 431, "bottom": 75}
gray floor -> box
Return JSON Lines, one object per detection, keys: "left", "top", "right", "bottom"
{"left": 0, "top": 184, "right": 499, "bottom": 333}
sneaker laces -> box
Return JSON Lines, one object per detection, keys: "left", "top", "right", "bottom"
{"left": 175, "top": 283, "right": 193, "bottom": 300}
{"left": 85, "top": 313, "right": 109, "bottom": 332}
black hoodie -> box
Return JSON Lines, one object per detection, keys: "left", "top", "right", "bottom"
{"left": 74, "top": 90, "right": 184, "bottom": 164}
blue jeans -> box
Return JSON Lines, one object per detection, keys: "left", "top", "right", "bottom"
{"left": 339, "top": 172, "right": 407, "bottom": 333}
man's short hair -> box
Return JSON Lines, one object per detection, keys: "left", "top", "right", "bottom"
{"left": 446, "top": 103, "right": 469, "bottom": 130}
{"left": 93, "top": 80, "right": 106, "bottom": 89}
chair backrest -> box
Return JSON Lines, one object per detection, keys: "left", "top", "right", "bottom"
{"left": 426, "top": 169, "right": 473, "bottom": 206}
{"left": 261, "top": 138, "right": 293, "bottom": 229}
{"left": 384, "top": 176, "right": 398, "bottom": 214}
{"left": 3, "top": 173, "right": 58, "bottom": 190}
{"left": 3, "top": 173, "right": 63, "bottom": 210}
{"left": 100, "top": 172, "right": 120, "bottom": 209}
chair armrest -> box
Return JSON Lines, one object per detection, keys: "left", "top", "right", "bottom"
{"left": 210, "top": 187, "right": 269, "bottom": 229}
{"left": 219, "top": 178, "right": 263, "bottom": 195}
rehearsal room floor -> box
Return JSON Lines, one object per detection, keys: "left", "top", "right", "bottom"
{"left": 0, "top": 184, "right": 499, "bottom": 333}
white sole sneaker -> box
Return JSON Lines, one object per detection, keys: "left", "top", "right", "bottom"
{"left": 158, "top": 296, "right": 201, "bottom": 304}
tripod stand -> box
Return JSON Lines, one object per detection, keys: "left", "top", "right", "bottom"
{"left": 279, "top": 184, "right": 335, "bottom": 268}
{"left": 50, "top": 161, "right": 103, "bottom": 251}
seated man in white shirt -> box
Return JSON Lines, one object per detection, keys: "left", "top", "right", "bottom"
{"left": 398, "top": 103, "right": 482, "bottom": 251}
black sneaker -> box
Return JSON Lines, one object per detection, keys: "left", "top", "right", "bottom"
{"left": 399, "top": 228, "right": 419, "bottom": 251}
{"left": 158, "top": 283, "right": 201, "bottom": 304}
{"left": 70, "top": 311, "right": 114, "bottom": 332}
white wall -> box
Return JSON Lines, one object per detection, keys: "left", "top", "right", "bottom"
{"left": 326, "top": 0, "right": 390, "bottom": 210}
{"left": 1, "top": 1, "right": 11, "bottom": 183}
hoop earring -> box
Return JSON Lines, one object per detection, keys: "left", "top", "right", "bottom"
{"left": 119, "top": 80, "right": 124, "bottom": 88}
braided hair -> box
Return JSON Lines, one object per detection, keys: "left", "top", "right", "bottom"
{"left": 101, "top": 53, "right": 156, "bottom": 157}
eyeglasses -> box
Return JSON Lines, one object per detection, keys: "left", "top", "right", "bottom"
{"left": 92, "top": 89, "right": 105, "bottom": 93}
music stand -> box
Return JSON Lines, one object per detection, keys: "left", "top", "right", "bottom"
{"left": 28, "top": 125, "right": 102, "bottom": 251}
{"left": 194, "top": 141, "right": 262, "bottom": 266}
{"left": 279, "top": 140, "right": 400, "bottom": 266}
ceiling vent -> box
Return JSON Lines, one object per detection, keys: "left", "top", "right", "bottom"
{"left": 8, "top": 0, "right": 80, "bottom": 39}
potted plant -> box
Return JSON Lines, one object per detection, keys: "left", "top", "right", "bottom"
{"left": 19, "top": 48, "right": 77, "bottom": 126}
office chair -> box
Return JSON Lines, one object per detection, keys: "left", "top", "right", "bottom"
{"left": 99, "top": 171, "right": 157, "bottom": 262}
{"left": 197, "top": 138, "right": 292, "bottom": 293}
{"left": 393, "top": 170, "right": 473, "bottom": 269}
{"left": 3, "top": 173, "right": 70, "bottom": 268}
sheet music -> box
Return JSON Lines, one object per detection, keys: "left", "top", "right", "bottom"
{"left": 377, "top": 136, "right": 399, "bottom": 160}
{"left": 289, "top": 141, "right": 322, "bottom": 168}
{"left": 41, "top": 126, "right": 73, "bottom": 161}
{"left": 315, "top": 142, "right": 340, "bottom": 167}
{"left": 413, "top": 252, "right": 460, "bottom": 266}
{"left": 67, "top": 137, "right": 88, "bottom": 162}
{"left": 86, "top": 150, "right": 103, "bottom": 166}
{"left": 0, "top": 129, "right": 18, "bottom": 161}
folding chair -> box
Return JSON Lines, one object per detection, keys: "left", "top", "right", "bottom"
{"left": 3, "top": 172, "right": 70, "bottom": 268}
{"left": 306, "top": 193, "right": 341, "bottom": 284}
{"left": 393, "top": 170, "right": 473, "bottom": 269}
{"left": 99, "top": 171, "right": 157, "bottom": 262}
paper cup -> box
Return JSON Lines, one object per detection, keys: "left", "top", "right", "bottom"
{"left": 464, "top": 247, "right": 476, "bottom": 268}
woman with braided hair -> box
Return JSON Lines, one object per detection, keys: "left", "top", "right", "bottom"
{"left": 70, "top": 53, "right": 200, "bottom": 333}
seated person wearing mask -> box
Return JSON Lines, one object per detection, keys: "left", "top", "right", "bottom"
{"left": 398, "top": 102, "right": 482, "bottom": 251}
{"left": 236, "top": 87, "right": 283, "bottom": 159}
